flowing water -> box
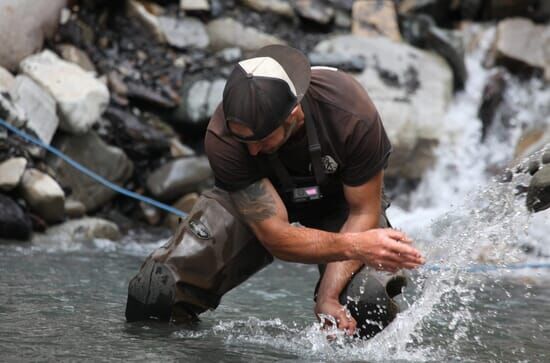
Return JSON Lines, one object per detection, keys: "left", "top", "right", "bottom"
{"left": 1, "top": 26, "right": 549, "bottom": 362}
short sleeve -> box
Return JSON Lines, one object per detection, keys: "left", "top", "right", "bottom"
{"left": 204, "top": 130, "right": 262, "bottom": 192}
{"left": 341, "top": 113, "right": 392, "bottom": 186}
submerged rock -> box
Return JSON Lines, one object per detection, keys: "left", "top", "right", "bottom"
{"left": 32, "top": 217, "right": 122, "bottom": 244}
{"left": 478, "top": 70, "right": 506, "bottom": 141}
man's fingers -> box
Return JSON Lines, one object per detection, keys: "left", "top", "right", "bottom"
{"left": 384, "top": 237, "right": 423, "bottom": 260}
{"left": 385, "top": 229, "right": 412, "bottom": 243}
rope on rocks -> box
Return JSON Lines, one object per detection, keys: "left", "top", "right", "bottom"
{"left": 0, "top": 117, "right": 188, "bottom": 219}
{"left": 4, "top": 118, "right": 550, "bottom": 272}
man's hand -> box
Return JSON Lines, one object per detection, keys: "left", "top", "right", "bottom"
{"left": 314, "top": 297, "right": 356, "bottom": 336}
{"left": 350, "top": 228, "right": 424, "bottom": 272}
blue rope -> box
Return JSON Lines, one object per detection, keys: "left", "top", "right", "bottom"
{"left": 0, "top": 117, "right": 188, "bottom": 219}
{"left": 424, "top": 262, "right": 550, "bottom": 273}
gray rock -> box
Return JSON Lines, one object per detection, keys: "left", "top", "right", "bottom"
{"left": 0, "top": 193, "right": 32, "bottom": 241}
{"left": 294, "top": 0, "right": 334, "bottom": 25}
{"left": 527, "top": 165, "right": 550, "bottom": 212}
{"left": 334, "top": 9, "right": 352, "bottom": 28}
{"left": 0, "top": 157, "right": 27, "bottom": 191}
{"left": 0, "top": 91, "right": 26, "bottom": 127}
{"left": 400, "top": 14, "right": 467, "bottom": 89}
{"left": 478, "top": 70, "right": 506, "bottom": 141}
{"left": 493, "top": 18, "right": 550, "bottom": 81}
{"left": 216, "top": 47, "right": 242, "bottom": 63}
{"left": 32, "top": 217, "right": 121, "bottom": 244}
{"left": 126, "top": 0, "right": 166, "bottom": 43}
{"left": 207, "top": 18, "right": 286, "bottom": 51}
{"left": 173, "top": 78, "right": 226, "bottom": 125}
{"left": 20, "top": 50, "right": 110, "bottom": 135}
{"left": 165, "top": 192, "right": 199, "bottom": 231}
{"left": 352, "top": 0, "right": 402, "bottom": 42}
{"left": 170, "top": 138, "right": 196, "bottom": 158}
{"left": 64, "top": 198, "right": 86, "bottom": 218}
{"left": 56, "top": 44, "right": 96, "bottom": 73}
{"left": 180, "top": 0, "right": 210, "bottom": 12}
{"left": 543, "top": 150, "right": 550, "bottom": 165}
{"left": 146, "top": 156, "right": 212, "bottom": 201}
{"left": 20, "top": 168, "right": 65, "bottom": 223}
{"left": 158, "top": 16, "right": 209, "bottom": 50}
{"left": 48, "top": 131, "right": 134, "bottom": 213}
{"left": 241, "top": 0, "right": 295, "bottom": 18}
{"left": 528, "top": 160, "right": 541, "bottom": 176}
{"left": 309, "top": 53, "right": 366, "bottom": 72}
{"left": 0, "top": 66, "right": 14, "bottom": 93}
{"left": 0, "top": 0, "right": 67, "bottom": 71}
{"left": 11, "top": 75, "right": 59, "bottom": 145}
{"left": 314, "top": 35, "right": 453, "bottom": 181}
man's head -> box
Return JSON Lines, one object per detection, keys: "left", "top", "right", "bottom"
{"left": 222, "top": 45, "right": 311, "bottom": 155}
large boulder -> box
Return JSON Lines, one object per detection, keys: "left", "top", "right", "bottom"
{"left": 0, "top": 0, "right": 67, "bottom": 71}
{"left": 20, "top": 168, "right": 65, "bottom": 223}
{"left": 206, "top": 18, "right": 286, "bottom": 51}
{"left": 0, "top": 157, "right": 27, "bottom": 191}
{"left": 47, "top": 131, "right": 134, "bottom": 213}
{"left": 491, "top": 18, "right": 550, "bottom": 81}
{"left": 19, "top": 50, "right": 109, "bottom": 134}
{"left": 10, "top": 75, "right": 59, "bottom": 145}
{"left": 527, "top": 164, "right": 550, "bottom": 213}
{"left": 314, "top": 35, "right": 453, "bottom": 181}
{"left": 0, "top": 193, "right": 32, "bottom": 241}
{"left": 146, "top": 156, "right": 212, "bottom": 201}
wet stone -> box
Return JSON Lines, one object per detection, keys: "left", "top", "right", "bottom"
{"left": 543, "top": 150, "right": 550, "bottom": 165}
{"left": 526, "top": 166, "right": 550, "bottom": 212}
{"left": 528, "top": 160, "right": 540, "bottom": 176}
{"left": 0, "top": 193, "right": 32, "bottom": 241}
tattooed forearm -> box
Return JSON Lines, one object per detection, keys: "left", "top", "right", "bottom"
{"left": 232, "top": 181, "right": 276, "bottom": 223}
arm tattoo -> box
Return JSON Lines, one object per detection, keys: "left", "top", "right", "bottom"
{"left": 232, "top": 181, "right": 276, "bottom": 223}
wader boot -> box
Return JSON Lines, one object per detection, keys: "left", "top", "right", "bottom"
{"left": 125, "top": 188, "right": 273, "bottom": 323}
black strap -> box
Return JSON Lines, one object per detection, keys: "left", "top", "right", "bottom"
{"left": 266, "top": 153, "right": 295, "bottom": 192}
{"left": 302, "top": 99, "right": 327, "bottom": 186}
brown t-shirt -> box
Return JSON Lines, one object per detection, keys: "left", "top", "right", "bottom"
{"left": 205, "top": 67, "right": 392, "bottom": 193}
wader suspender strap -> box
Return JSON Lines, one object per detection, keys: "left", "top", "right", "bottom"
{"left": 266, "top": 99, "right": 327, "bottom": 191}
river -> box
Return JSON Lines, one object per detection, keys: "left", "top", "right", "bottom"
{"left": 1, "top": 26, "right": 549, "bottom": 362}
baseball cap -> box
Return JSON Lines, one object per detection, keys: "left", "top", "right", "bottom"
{"left": 222, "top": 45, "right": 311, "bottom": 141}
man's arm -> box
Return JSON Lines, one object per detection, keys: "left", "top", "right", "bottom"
{"left": 314, "top": 171, "right": 387, "bottom": 334}
{"left": 230, "top": 177, "right": 423, "bottom": 266}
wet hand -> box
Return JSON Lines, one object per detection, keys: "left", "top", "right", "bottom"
{"left": 351, "top": 228, "right": 425, "bottom": 272}
{"left": 314, "top": 298, "right": 356, "bottom": 336}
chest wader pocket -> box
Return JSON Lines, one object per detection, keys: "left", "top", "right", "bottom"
{"left": 125, "top": 188, "right": 273, "bottom": 323}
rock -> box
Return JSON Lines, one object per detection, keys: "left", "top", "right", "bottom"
{"left": 64, "top": 198, "right": 86, "bottom": 218}
{"left": 170, "top": 138, "right": 196, "bottom": 158}
{"left": 0, "top": 193, "right": 32, "bottom": 241}
{"left": 32, "top": 217, "right": 121, "bottom": 244}
{"left": 352, "top": 0, "right": 402, "bottom": 42}
{"left": 216, "top": 47, "right": 242, "bottom": 63}
{"left": 478, "top": 70, "right": 506, "bottom": 141}
{"left": 327, "top": 0, "right": 354, "bottom": 11}
{"left": 146, "top": 156, "right": 212, "bottom": 201}
{"left": 48, "top": 131, "right": 134, "bottom": 213}
{"left": 314, "top": 35, "right": 453, "bottom": 181}
{"left": 20, "top": 168, "right": 65, "bottom": 223}
{"left": 480, "top": 0, "right": 548, "bottom": 21}
{"left": 492, "top": 18, "right": 550, "bottom": 81}
{"left": 0, "top": 92, "right": 26, "bottom": 128}
{"left": 0, "top": 66, "right": 14, "bottom": 93}
{"left": 400, "top": 14, "right": 467, "bottom": 89}
{"left": 19, "top": 50, "right": 110, "bottom": 135}
{"left": 173, "top": 78, "right": 226, "bottom": 125}
{"left": 398, "top": 0, "right": 450, "bottom": 25}
{"left": 526, "top": 165, "right": 550, "bottom": 212}
{"left": 56, "top": 44, "right": 96, "bottom": 73}
{"left": 543, "top": 150, "right": 550, "bottom": 165}
{"left": 126, "top": 81, "right": 177, "bottom": 109}
{"left": 528, "top": 160, "right": 541, "bottom": 176}
{"left": 0, "top": 157, "right": 27, "bottom": 191}
{"left": 0, "top": 0, "right": 67, "bottom": 71}
{"left": 240, "top": 0, "right": 295, "bottom": 18}
{"left": 180, "top": 0, "right": 210, "bottom": 12}
{"left": 309, "top": 53, "right": 366, "bottom": 72}
{"left": 294, "top": 0, "right": 335, "bottom": 26}
{"left": 140, "top": 201, "right": 162, "bottom": 225}
{"left": 158, "top": 16, "right": 209, "bottom": 50}
{"left": 107, "top": 71, "right": 128, "bottom": 96}
{"left": 206, "top": 18, "right": 286, "bottom": 51}
{"left": 165, "top": 192, "right": 199, "bottom": 231}
{"left": 11, "top": 75, "right": 59, "bottom": 145}
{"left": 334, "top": 8, "right": 352, "bottom": 28}
{"left": 513, "top": 126, "right": 550, "bottom": 161}
{"left": 126, "top": 0, "right": 166, "bottom": 43}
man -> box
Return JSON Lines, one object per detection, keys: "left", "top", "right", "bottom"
{"left": 203, "top": 45, "right": 425, "bottom": 335}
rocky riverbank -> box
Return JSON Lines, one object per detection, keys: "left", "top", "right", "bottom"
{"left": 0, "top": 0, "right": 549, "bottom": 243}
